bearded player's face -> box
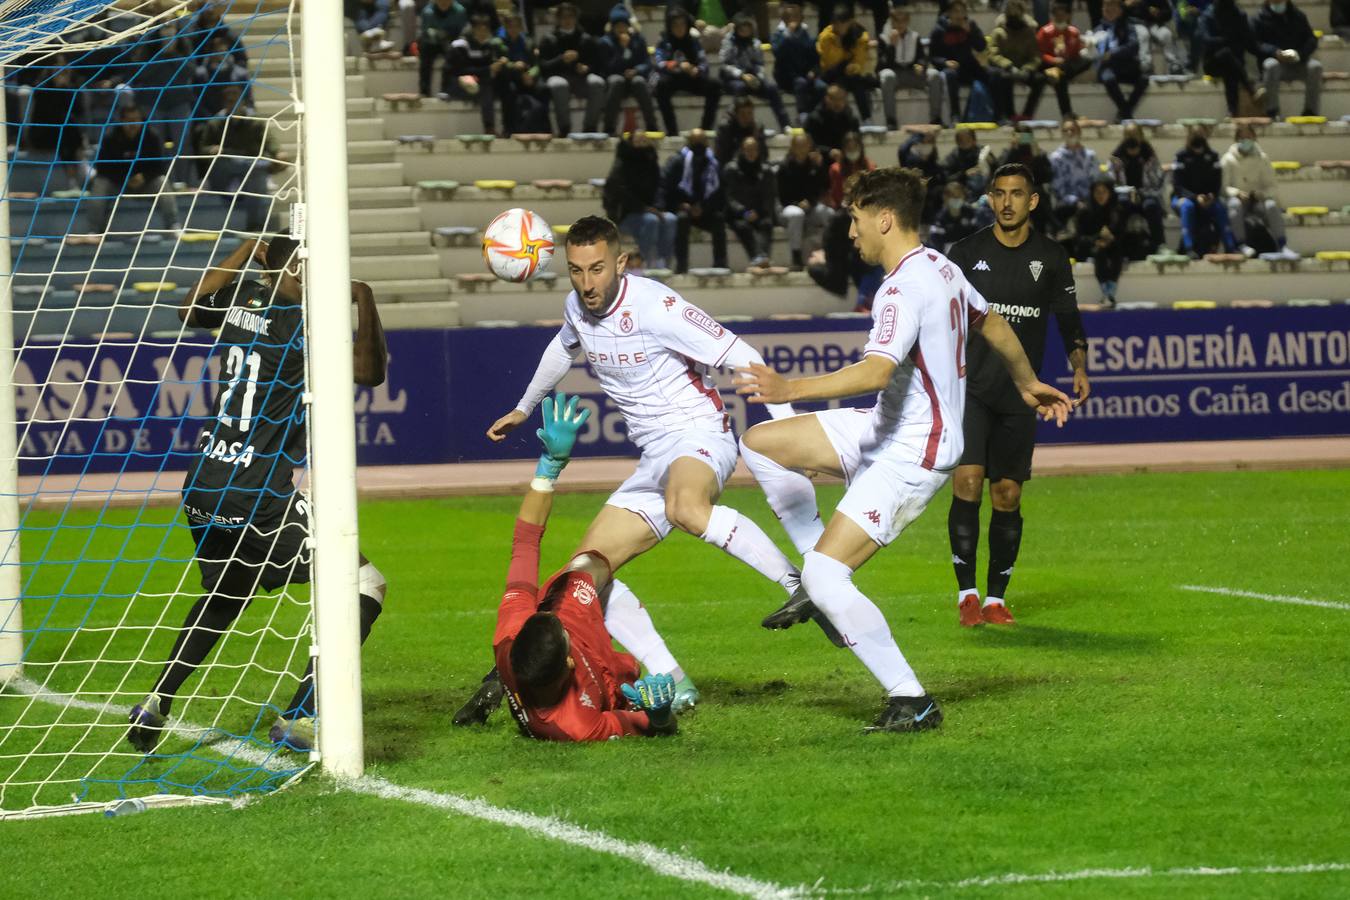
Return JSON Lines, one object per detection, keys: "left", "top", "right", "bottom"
{"left": 989, "top": 175, "right": 1038, "bottom": 231}
{"left": 566, "top": 241, "right": 628, "bottom": 315}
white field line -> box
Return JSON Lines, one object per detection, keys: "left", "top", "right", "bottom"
{"left": 1178, "top": 584, "right": 1350, "bottom": 611}
{"left": 825, "top": 862, "right": 1350, "bottom": 895}
{"left": 7, "top": 677, "right": 800, "bottom": 898}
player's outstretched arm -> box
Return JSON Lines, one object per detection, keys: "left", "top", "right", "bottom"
{"left": 180, "top": 238, "right": 267, "bottom": 325}
{"left": 488, "top": 333, "right": 580, "bottom": 442}
{"left": 516, "top": 392, "right": 593, "bottom": 526}
{"left": 734, "top": 355, "right": 897, "bottom": 404}
{"left": 974, "top": 310, "right": 1074, "bottom": 426}
{"left": 351, "top": 281, "right": 388, "bottom": 388}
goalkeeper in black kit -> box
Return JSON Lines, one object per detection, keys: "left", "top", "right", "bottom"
{"left": 127, "top": 236, "right": 389, "bottom": 753}
{"left": 944, "top": 163, "right": 1090, "bottom": 627}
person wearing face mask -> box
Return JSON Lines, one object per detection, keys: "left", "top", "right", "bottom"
{"left": 986, "top": 0, "right": 1047, "bottom": 123}
{"left": 653, "top": 7, "right": 723, "bottom": 134}
{"left": 1092, "top": 0, "right": 1148, "bottom": 122}
{"left": 995, "top": 124, "right": 1055, "bottom": 232}
{"left": 1037, "top": 1, "right": 1092, "bottom": 120}
{"left": 1197, "top": 0, "right": 1261, "bottom": 116}
{"left": 942, "top": 126, "right": 995, "bottom": 196}
{"left": 1170, "top": 125, "right": 1237, "bottom": 257}
{"left": 777, "top": 133, "right": 833, "bottom": 268}
{"left": 1252, "top": 0, "right": 1321, "bottom": 119}
{"left": 600, "top": 6, "right": 658, "bottom": 135}
{"left": 724, "top": 136, "right": 779, "bottom": 268}
{"left": 897, "top": 128, "right": 946, "bottom": 223}
{"left": 929, "top": 181, "right": 991, "bottom": 252}
{"left": 719, "top": 13, "right": 793, "bottom": 130}
{"left": 538, "top": 3, "right": 607, "bottom": 135}
{"left": 658, "top": 129, "right": 729, "bottom": 272}
{"left": 808, "top": 131, "right": 877, "bottom": 297}
{"left": 829, "top": 130, "right": 875, "bottom": 207}
{"left": 1072, "top": 177, "right": 1130, "bottom": 306}
{"left": 1049, "top": 118, "right": 1099, "bottom": 226}
{"left": 1107, "top": 122, "right": 1166, "bottom": 252}
{"left": 604, "top": 131, "right": 678, "bottom": 271}
{"left": 715, "top": 95, "right": 768, "bottom": 165}
{"left": 1220, "top": 123, "right": 1299, "bottom": 259}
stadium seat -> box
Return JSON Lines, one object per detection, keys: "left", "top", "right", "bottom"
{"left": 643, "top": 268, "right": 673, "bottom": 281}
{"left": 180, "top": 231, "right": 220, "bottom": 244}
{"left": 456, "top": 134, "right": 494, "bottom": 151}
{"left": 1230, "top": 299, "right": 1275, "bottom": 307}
{"left": 523, "top": 272, "right": 558, "bottom": 290}
{"left": 397, "top": 134, "right": 436, "bottom": 150}
{"left": 688, "top": 267, "right": 733, "bottom": 286}
{"left": 1286, "top": 297, "right": 1331, "bottom": 305}
{"left": 825, "top": 311, "right": 870, "bottom": 320}
{"left": 133, "top": 282, "right": 176, "bottom": 292}
{"left": 1273, "top": 161, "right": 1303, "bottom": 173}
{"left": 1022, "top": 120, "right": 1060, "bottom": 130}
{"left": 1177, "top": 117, "right": 1219, "bottom": 127}
{"left": 747, "top": 265, "right": 790, "bottom": 283}
{"left": 455, "top": 273, "right": 497, "bottom": 291}
{"left": 513, "top": 134, "right": 553, "bottom": 151}
{"left": 417, "top": 180, "right": 460, "bottom": 200}
{"left": 433, "top": 226, "right": 478, "bottom": 247}
{"left": 1204, "top": 253, "right": 1246, "bottom": 271}
{"left": 474, "top": 319, "right": 520, "bottom": 327}
{"left": 567, "top": 133, "right": 610, "bottom": 145}
{"left": 955, "top": 122, "right": 998, "bottom": 131}
{"left": 1313, "top": 250, "right": 1350, "bottom": 269}
{"left": 382, "top": 92, "right": 422, "bottom": 111}
{"left": 74, "top": 283, "right": 115, "bottom": 294}
{"left": 859, "top": 125, "right": 888, "bottom": 138}
{"left": 1287, "top": 206, "right": 1330, "bottom": 221}
{"left": 1231, "top": 116, "right": 1273, "bottom": 127}
{"left": 1148, "top": 251, "right": 1190, "bottom": 273}
{"left": 1173, "top": 299, "right": 1217, "bottom": 309}
{"left": 1259, "top": 251, "right": 1301, "bottom": 271}
{"left": 1286, "top": 115, "right": 1329, "bottom": 125}
{"left": 1115, "top": 301, "right": 1160, "bottom": 309}
{"left": 769, "top": 312, "right": 812, "bottom": 320}
{"left": 587, "top": 178, "right": 607, "bottom": 189}
{"left": 1124, "top": 117, "right": 1164, "bottom": 128}
{"left": 902, "top": 123, "right": 940, "bottom": 136}
{"left": 1315, "top": 160, "right": 1350, "bottom": 170}
{"left": 532, "top": 179, "right": 574, "bottom": 195}
{"left": 553, "top": 225, "right": 570, "bottom": 238}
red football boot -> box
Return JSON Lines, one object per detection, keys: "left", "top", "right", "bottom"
{"left": 958, "top": 591, "right": 983, "bottom": 628}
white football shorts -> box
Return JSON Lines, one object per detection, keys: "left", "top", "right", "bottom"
{"left": 606, "top": 429, "right": 738, "bottom": 539}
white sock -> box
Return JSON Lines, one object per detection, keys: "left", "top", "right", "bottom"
{"left": 958, "top": 589, "right": 980, "bottom": 605}
{"left": 700, "top": 504, "right": 798, "bottom": 591}
{"left": 801, "top": 550, "right": 925, "bottom": 697}
{"left": 740, "top": 439, "right": 824, "bottom": 555}
{"left": 604, "top": 579, "right": 683, "bottom": 681}
{"left": 983, "top": 595, "right": 1005, "bottom": 609}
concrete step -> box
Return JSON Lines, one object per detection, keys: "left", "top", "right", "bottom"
{"left": 351, "top": 231, "right": 436, "bottom": 255}
{"left": 254, "top": 72, "right": 367, "bottom": 100}
{"left": 347, "top": 162, "right": 410, "bottom": 188}
{"left": 376, "top": 299, "right": 460, "bottom": 329}
{"left": 281, "top": 139, "right": 397, "bottom": 165}
{"left": 344, "top": 118, "right": 388, "bottom": 142}
{"left": 349, "top": 185, "right": 415, "bottom": 208}
{"left": 352, "top": 252, "right": 443, "bottom": 281}
{"left": 255, "top": 95, "right": 375, "bottom": 120}
{"left": 350, "top": 206, "right": 425, "bottom": 233}
{"left": 364, "top": 277, "right": 454, "bottom": 304}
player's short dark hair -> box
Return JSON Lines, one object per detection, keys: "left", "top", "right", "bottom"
{"left": 990, "top": 162, "right": 1037, "bottom": 194}
{"left": 510, "top": 612, "right": 569, "bottom": 702}
{"left": 842, "top": 167, "right": 927, "bottom": 232}
{"left": 565, "top": 215, "right": 622, "bottom": 252}
{"left": 266, "top": 236, "right": 300, "bottom": 272}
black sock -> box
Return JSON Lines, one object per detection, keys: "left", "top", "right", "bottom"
{"left": 151, "top": 592, "right": 250, "bottom": 715}
{"left": 283, "top": 593, "right": 382, "bottom": 719}
{"left": 986, "top": 508, "right": 1024, "bottom": 601}
{"left": 948, "top": 497, "right": 981, "bottom": 593}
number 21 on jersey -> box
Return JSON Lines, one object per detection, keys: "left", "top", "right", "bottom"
{"left": 948, "top": 295, "right": 968, "bottom": 379}
{"left": 218, "top": 345, "right": 261, "bottom": 430}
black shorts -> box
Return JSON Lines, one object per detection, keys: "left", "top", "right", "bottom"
{"left": 184, "top": 492, "right": 312, "bottom": 594}
{"left": 959, "top": 394, "right": 1037, "bottom": 483}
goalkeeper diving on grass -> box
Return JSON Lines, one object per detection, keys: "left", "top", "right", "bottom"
{"left": 488, "top": 392, "right": 681, "bottom": 741}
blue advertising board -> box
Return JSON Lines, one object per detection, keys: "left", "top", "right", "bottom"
{"left": 13, "top": 305, "right": 1349, "bottom": 475}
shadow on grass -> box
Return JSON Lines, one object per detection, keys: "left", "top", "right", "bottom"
{"left": 364, "top": 686, "right": 476, "bottom": 763}
{"left": 966, "top": 623, "right": 1157, "bottom": 654}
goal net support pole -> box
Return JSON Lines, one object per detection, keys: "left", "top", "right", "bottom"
{"left": 300, "top": 0, "right": 364, "bottom": 778}
{"left": 0, "top": 72, "right": 22, "bottom": 686}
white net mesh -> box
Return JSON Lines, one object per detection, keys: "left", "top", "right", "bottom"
{"left": 0, "top": 0, "right": 321, "bottom": 815}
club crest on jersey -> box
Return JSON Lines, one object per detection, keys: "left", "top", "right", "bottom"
{"left": 1029, "top": 260, "right": 1043, "bottom": 282}
{"left": 573, "top": 581, "right": 597, "bottom": 606}
{"left": 876, "top": 304, "right": 897, "bottom": 344}
{"left": 682, "top": 305, "right": 724, "bottom": 338}
{"left": 619, "top": 310, "right": 634, "bottom": 333}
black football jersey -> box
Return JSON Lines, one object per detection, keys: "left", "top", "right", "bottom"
{"left": 183, "top": 278, "right": 306, "bottom": 523}
{"left": 947, "top": 226, "right": 1087, "bottom": 415}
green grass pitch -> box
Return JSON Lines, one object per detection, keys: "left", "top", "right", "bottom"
{"left": 1, "top": 468, "right": 1348, "bottom": 898}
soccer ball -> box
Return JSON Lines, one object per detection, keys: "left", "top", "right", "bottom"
{"left": 482, "top": 208, "right": 555, "bottom": 282}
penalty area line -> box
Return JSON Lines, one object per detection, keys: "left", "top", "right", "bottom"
{"left": 1178, "top": 584, "right": 1350, "bottom": 612}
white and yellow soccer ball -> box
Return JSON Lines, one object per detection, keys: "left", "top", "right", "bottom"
{"left": 482, "top": 207, "right": 556, "bottom": 282}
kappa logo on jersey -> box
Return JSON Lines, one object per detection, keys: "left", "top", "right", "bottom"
{"left": 579, "top": 691, "right": 596, "bottom": 710}
{"left": 864, "top": 510, "right": 882, "bottom": 526}
{"left": 619, "top": 310, "right": 634, "bottom": 333}
{"left": 1029, "top": 260, "right": 1044, "bottom": 282}
{"left": 875, "top": 304, "right": 897, "bottom": 344}
{"left": 883, "top": 286, "right": 900, "bottom": 296}
{"left": 682, "top": 305, "right": 724, "bottom": 338}
{"left": 663, "top": 296, "right": 677, "bottom": 310}
{"left": 697, "top": 448, "right": 711, "bottom": 458}
{"left": 972, "top": 259, "right": 991, "bottom": 272}
{"left": 573, "top": 581, "right": 598, "bottom": 606}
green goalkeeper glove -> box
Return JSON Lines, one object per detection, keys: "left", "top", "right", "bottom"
{"left": 534, "top": 392, "right": 591, "bottom": 481}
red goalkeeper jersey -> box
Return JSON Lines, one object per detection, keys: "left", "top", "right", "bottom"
{"left": 493, "top": 519, "right": 650, "bottom": 742}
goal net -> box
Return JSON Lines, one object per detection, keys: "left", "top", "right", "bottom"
{"left": 0, "top": 0, "right": 340, "bottom": 817}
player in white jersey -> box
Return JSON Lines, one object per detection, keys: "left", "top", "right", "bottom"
{"left": 734, "top": 168, "right": 1072, "bottom": 732}
{"left": 485, "top": 216, "right": 832, "bottom": 711}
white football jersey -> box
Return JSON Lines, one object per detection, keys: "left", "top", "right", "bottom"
{"left": 559, "top": 275, "right": 739, "bottom": 448}
{"left": 863, "top": 245, "right": 990, "bottom": 471}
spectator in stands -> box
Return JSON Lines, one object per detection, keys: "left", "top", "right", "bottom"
{"left": 817, "top": 5, "right": 877, "bottom": 123}
{"left": 810, "top": 130, "right": 875, "bottom": 296}
{"left": 448, "top": 14, "right": 507, "bottom": 134}
{"left": 191, "top": 84, "right": 287, "bottom": 233}
{"left": 495, "top": 12, "right": 549, "bottom": 134}
{"left": 1073, "top": 177, "right": 1131, "bottom": 306}
{"left": 600, "top": 6, "right": 657, "bottom": 134}
{"left": 604, "top": 130, "right": 677, "bottom": 270}
{"left": 660, "top": 129, "right": 729, "bottom": 272}
{"left": 653, "top": 7, "right": 723, "bottom": 134}
{"left": 572, "top": 0, "right": 615, "bottom": 37}
{"left": 878, "top": 6, "right": 943, "bottom": 131}
{"left": 1124, "top": 0, "right": 1187, "bottom": 74}
{"left": 804, "top": 83, "right": 860, "bottom": 155}
{"left": 1049, "top": 118, "right": 1099, "bottom": 227}
{"left": 345, "top": 0, "right": 396, "bottom": 52}
{"left": 719, "top": 13, "right": 792, "bottom": 130}
{"left": 16, "top": 60, "right": 91, "bottom": 189}
{"left": 1171, "top": 124, "right": 1237, "bottom": 256}
{"left": 929, "top": 180, "right": 991, "bottom": 251}
{"left": 1252, "top": 0, "right": 1321, "bottom": 118}
{"left": 192, "top": 17, "right": 252, "bottom": 117}
{"left": 715, "top": 95, "right": 768, "bottom": 164}
{"left": 87, "top": 104, "right": 182, "bottom": 234}
{"left": 1333, "top": 0, "right": 1350, "bottom": 38}
{"left": 942, "top": 125, "right": 993, "bottom": 195}
{"left": 829, "top": 131, "right": 873, "bottom": 205}
{"left": 1197, "top": 0, "right": 1261, "bottom": 117}
{"left": 896, "top": 127, "right": 946, "bottom": 222}
{"left": 777, "top": 132, "right": 832, "bottom": 268}
{"left": 928, "top": 0, "right": 989, "bottom": 126}
{"left": 1107, "top": 121, "right": 1166, "bottom": 250}
{"left": 986, "top": 0, "right": 1047, "bottom": 123}
{"left": 996, "top": 123, "right": 1055, "bottom": 231}
{"left": 417, "top": 0, "right": 466, "bottom": 97}
{"left": 1221, "top": 123, "right": 1299, "bottom": 259}
{"left": 1093, "top": 0, "right": 1148, "bottom": 122}
{"left": 1037, "top": 0, "right": 1092, "bottom": 119}
{"left": 539, "top": 3, "right": 606, "bottom": 135}
{"left": 772, "top": 1, "right": 824, "bottom": 123}
{"left": 1174, "top": 0, "right": 1211, "bottom": 68}
{"left": 724, "top": 136, "right": 778, "bottom": 267}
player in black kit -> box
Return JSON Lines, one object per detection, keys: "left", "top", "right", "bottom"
{"left": 945, "top": 164, "right": 1090, "bottom": 627}
{"left": 127, "top": 236, "right": 389, "bottom": 753}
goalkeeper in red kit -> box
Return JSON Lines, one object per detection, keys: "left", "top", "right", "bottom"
{"left": 492, "top": 392, "right": 678, "bottom": 741}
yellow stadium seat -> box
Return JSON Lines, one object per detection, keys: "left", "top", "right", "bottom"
{"left": 1287, "top": 206, "right": 1329, "bottom": 217}
{"left": 956, "top": 121, "right": 998, "bottom": 130}
{"left": 1285, "top": 115, "right": 1327, "bottom": 125}
{"left": 1173, "top": 300, "right": 1217, "bottom": 309}
{"left": 1315, "top": 251, "right": 1350, "bottom": 261}
{"left": 179, "top": 232, "right": 219, "bottom": 243}
{"left": 1271, "top": 160, "right": 1301, "bottom": 172}
{"left": 474, "top": 179, "right": 517, "bottom": 190}
{"left": 134, "top": 282, "right": 176, "bottom": 292}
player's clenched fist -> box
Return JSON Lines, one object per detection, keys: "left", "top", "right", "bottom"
{"left": 486, "top": 408, "right": 527, "bottom": 442}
